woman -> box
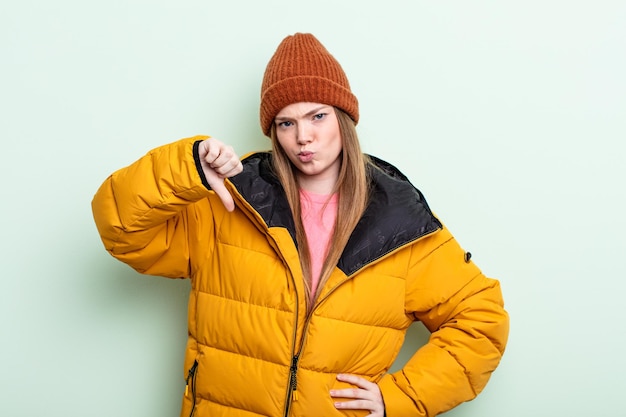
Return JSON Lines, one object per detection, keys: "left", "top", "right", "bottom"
{"left": 92, "top": 33, "right": 509, "bottom": 417}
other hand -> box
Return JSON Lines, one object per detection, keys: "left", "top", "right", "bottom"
{"left": 197, "top": 138, "right": 243, "bottom": 212}
{"left": 330, "top": 374, "right": 385, "bottom": 417}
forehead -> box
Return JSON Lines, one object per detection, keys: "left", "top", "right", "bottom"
{"left": 275, "top": 102, "right": 332, "bottom": 118}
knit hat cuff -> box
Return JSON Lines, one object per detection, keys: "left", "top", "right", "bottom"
{"left": 260, "top": 75, "right": 359, "bottom": 136}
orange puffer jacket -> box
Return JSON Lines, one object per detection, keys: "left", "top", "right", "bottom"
{"left": 92, "top": 136, "right": 509, "bottom": 417}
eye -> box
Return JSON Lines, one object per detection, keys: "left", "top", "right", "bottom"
{"left": 277, "top": 120, "right": 293, "bottom": 128}
{"left": 313, "top": 113, "right": 327, "bottom": 121}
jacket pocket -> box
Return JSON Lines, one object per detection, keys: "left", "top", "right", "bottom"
{"left": 185, "top": 360, "right": 199, "bottom": 417}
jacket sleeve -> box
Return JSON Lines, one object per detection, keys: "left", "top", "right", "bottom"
{"left": 378, "top": 225, "right": 509, "bottom": 417}
{"left": 91, "top": 136, "right": 218, "bottom": 278}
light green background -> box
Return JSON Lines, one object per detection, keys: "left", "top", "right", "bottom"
{"left": 2, "top": 1, "right": 624, "bottom": 416}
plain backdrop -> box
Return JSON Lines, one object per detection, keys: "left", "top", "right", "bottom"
{"left": 1, "top": 1, "right": 625, "bottom": 416}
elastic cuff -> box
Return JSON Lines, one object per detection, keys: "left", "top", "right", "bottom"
{"left": 192, "top": 140, "right": 211, "bottom": 190}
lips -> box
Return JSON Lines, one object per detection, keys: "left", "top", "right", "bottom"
{"left": 298, "top": 151, "right": 314, "bottom": 163}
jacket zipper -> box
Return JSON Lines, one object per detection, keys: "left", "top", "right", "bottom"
{"left": 288, "top": 353, "right": 300, "bottom": 401}
{"left": 283, "top": 308, "right": 318, "bottom": 416}
{"left": 283, "top": 312, "right": 301, "bottom": 417}
{"left": 284, "top": 345, "right": 306, "bottom": 415}
{"left": 283, "top": 266, "right": 303, "bottom": 417}
{"left": 185, "top": 360, "right": 199, "bottom": 417}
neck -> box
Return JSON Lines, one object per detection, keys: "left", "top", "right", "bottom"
{"left": 297, "top": 174, "right": 337, "bottom": 195}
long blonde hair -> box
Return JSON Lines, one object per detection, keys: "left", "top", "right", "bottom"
{"left": 270, "top": 108, "right": 370, "bottom": 308}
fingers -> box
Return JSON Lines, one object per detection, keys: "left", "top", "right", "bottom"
{"left": 330, "top": 374, "right": 385, "bottom": 417}
{"left": 210, "top": 179, "right": 236, "bottom": 212}
{"left": 201, "top": 139, "right": 242, "bottom": 178}
{"left": 198, "top": 138, "right": 243, "bottom": 212}
{"left": 336, "top": 373, "right": 377, "bottom": 390}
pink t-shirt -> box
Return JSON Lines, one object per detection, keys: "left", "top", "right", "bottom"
{"left": 300, "top": 189, "right": 338, "bottom": 299}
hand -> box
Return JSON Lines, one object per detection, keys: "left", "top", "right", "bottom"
{"left": 330, "top": 374, "right": 385, "bottom": 417}
{"left": 197, "top": 138, "right": 243, "bottom": 212}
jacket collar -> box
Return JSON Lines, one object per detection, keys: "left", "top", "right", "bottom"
{"left": 229, "top": 152, "right": 441, "bottom": 276}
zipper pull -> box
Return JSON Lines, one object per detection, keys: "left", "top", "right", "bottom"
{"left": 290, "top": 354, "right": 300, "bottom": 402}
{"left": 185, "top": 360, "right": 198, "bottom": 398}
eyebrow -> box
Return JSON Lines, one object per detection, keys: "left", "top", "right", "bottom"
{"left": 275, "top": 105, "right": 331, "bottom": 121}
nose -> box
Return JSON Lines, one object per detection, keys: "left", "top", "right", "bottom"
{"left": 296, "top": 123, "right": 313, "bottom": 145}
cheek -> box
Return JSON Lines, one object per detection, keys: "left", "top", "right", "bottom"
{"left": 328, "top": 131, "right": 343, "bottom": 154}
{"left": 326, "top": 123, "right": 342, "bottom": 147}
{"left": 276, "top": 133, "right": 291, "bottom": 150}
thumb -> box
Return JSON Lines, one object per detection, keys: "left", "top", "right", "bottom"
{"left": 206, "top": 172, "right": 236, "bottom": 212}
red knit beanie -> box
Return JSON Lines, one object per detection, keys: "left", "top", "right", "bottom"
{"left": 260, "top": 33, "right": 359, "bottom": 137}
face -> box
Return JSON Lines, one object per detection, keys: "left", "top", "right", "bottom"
{"left": 274, "top": 102, "right": 343, "bottom": 192}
